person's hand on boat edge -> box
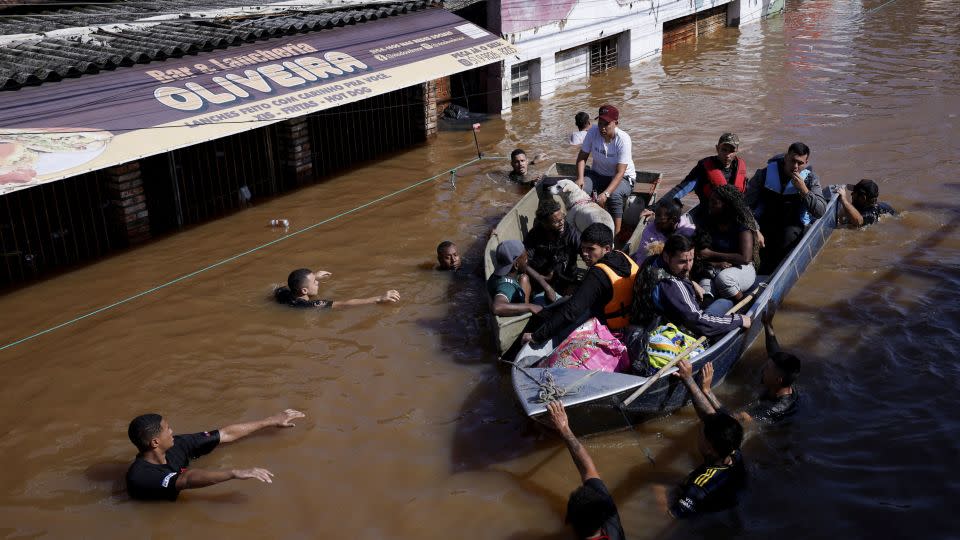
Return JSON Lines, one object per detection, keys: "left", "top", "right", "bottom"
{"left": 700, "top": 362, "right": 715, "bottom": 393}
{"left": 673, "top": 359, "right": 695, "bottom": 382}
{"left": 545, "top": 400, "right": 573, "bottom": 436}
{"left": 376, "top": 290, "right": 401, "bottom": 304}
{"left": 762, "top": 302, "right": 777, "bottom": 327}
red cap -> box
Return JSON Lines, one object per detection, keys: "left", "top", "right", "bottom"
{"left": 597, "top": 104, "right": 619, "bottom": 123}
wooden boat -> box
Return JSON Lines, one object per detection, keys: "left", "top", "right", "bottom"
{"left": 483, "top": 163, "right": 662, "bottom": 357}
{"left": 509, "top": 190, "right": 841, "bottom": 435}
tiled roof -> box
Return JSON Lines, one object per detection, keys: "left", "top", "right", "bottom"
{"left": 0, "top": 1, "right": 437, "bottom": 90}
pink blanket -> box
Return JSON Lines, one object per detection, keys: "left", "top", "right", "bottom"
{"left": 537, "top": 318, "right": 630, "bottom": 373}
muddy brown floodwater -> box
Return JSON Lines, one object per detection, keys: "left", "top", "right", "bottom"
{"left": 1, "top": 0, "right": 959, "bottom": 538}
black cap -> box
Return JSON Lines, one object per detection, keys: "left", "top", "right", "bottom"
{"left": 853, "top": 179, "right": 879, "bottom": 198}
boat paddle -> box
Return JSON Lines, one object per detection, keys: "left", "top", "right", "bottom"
{"left": 619, "top": 283, "right": 765, "bottom": 409}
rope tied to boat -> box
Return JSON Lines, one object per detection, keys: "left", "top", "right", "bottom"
{"left": 500, "top": 358, "right": 601, "bottom": 403}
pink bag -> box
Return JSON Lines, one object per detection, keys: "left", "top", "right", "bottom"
{"left": 537, "top": 317, "right": 630, "bottom": 373}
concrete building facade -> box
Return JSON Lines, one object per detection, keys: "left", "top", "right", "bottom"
{"left": 488, "top": 0, "right": 785, "bottom": 111}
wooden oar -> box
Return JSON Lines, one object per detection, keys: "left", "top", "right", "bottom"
{"left": 619, "top": 284, "right": 764, "bottom": 409}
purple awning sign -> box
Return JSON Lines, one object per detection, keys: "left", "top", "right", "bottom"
{"left": 0, "top": 9, "right": 516, "bottom": 194}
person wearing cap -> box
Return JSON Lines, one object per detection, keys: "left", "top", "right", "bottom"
{"left": 657, "top": 133, "right": 751, "bottom": 226}
{"left": 838, "top": 179, "right": 896, "bottom": 227}
{"left": 524, "top": 197, "right": 582, "bottom": 295}
{"left": 744, "top": 142, "right": 827, "bottom": 274}
{"left": 567, "top": 111, "right": 591, "bottom": 147}
{"left": 125, "top": 409, "right": 305, "bottom": 501}
{"left": 575, "top": 104, "right": 638, "bottom": 238}
{"left": 487, "top": 239, "right": 557, "bottom": 317}
{"left": 522, "top": 223, "right": 638, "bottom": 344}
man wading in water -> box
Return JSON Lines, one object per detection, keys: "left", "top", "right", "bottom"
{"left": 274, "top": 268, "right": 400, "bottom": 309}
{"left": 125, "top": 409, "right": 305, "bottom": 501}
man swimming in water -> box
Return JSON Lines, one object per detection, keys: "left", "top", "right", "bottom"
{"left": 696, "top": 306, "right": 801, "bottom": 424}
{"left": 436, "top": 241, "right": 462, "bottom": 271}
{"left": 125, "top": 409, "right": 305, "bottom": 501}
{"left": 545, "top": 400, "right": 625, "bottom": 539}
{"left": 838, "top": 179, "right": 897, "bottom": 227}
{"left": 659, "top": 360, "right": 747, "bottom": 518}
{"left": 274, "top": 268, "right": 400, "bottom": 308}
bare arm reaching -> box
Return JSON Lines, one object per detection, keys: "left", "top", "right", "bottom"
{"left": 673, "top": 360, "right": 718, "bottom": 420}
{"left": 219, "top": 409, "right": 305, "bottom": 443}
{"left": 546, "top": 401, "right": 600, "bottom": 482}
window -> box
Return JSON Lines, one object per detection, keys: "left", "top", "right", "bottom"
{"left": 511, "top": 62, "right": 531, "bottom": 103}
{"left": 589, "top": 37, "right": 618, "bottom": 75}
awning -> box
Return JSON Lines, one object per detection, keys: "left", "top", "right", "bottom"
{"left": 0, "top": 9, "right": 516, "bottom": 195}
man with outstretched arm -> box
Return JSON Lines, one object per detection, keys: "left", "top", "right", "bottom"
{"left": 125, "top": 408, "right": 305, "bottom": 501}
{"left": 545, "top": 401, "right": 625, "bottom": 539}
{"left": 696, "top": 306, "right": 801, "bottom": 424}
{"left": 653, "top": 360, "right": 746, "bottom": 519}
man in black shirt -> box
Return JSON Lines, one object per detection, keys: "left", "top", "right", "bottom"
{"left": 125, "top": 408, "right": 305, "bottom": 501}
{"left": 838, "top": 179, "right": 897, "bottom": 228}
{"left": 274, "top": 268, "right": 400, "bottom": 309}
{"left": 545, "top": 401, "right": 625, "bottom": 539}
{"left": 524, "top": 197, "right": 582, "bottom": 294}
{"left": 664, "top": 360, "right": 747, "bottom": 519}
{"left": 695, "top": 307, "right": 801, "bottom": 424}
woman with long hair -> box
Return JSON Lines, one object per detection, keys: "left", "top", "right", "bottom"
{"left": 696, "top": 184, "right": 759, "bottom": 306}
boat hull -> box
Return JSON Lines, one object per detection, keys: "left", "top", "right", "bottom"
{"left": 511, "top": 191, "right": 840, "bottom": 434}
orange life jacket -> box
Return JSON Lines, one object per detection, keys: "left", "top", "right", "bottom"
{"left": 701, "top": 156, "right": 746, "bottom": 200}
{"left": 594, "top": 253, "right": 640, "bottom": 329}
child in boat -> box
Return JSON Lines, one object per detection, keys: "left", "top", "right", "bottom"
{"left": 487, "top": 240, "right": 557, "bottom": 317}
{"left": 274, "top": 268, "right": 400, "bottom": 309}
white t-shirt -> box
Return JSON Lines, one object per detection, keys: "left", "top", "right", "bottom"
{"left": 568, "top": 130, "right": 588, "bottom": 146}
{"left": 580, "top": 125, "right": 636, "bottom": 178}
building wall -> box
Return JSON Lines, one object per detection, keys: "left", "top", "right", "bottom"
{"left": 0, "top": 80, "right": 440, "bottom": 289}
{"left": 495, "top": 0, "right": 785, "bottom": 111}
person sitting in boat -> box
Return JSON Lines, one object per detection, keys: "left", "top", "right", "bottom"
{"left": 632, "top": 198, "right": 696, "bottom": 260}
{"left": 632, "top": 234, "right": 751, "bottom": 338}
{"left": 545, "top": 400, "right": 625, "bottom": 539}
{"left": 652, "top": 133, "right": 750, "bottom": 226}
{"left": 488, "top": 240, "right": 558, "bottom": 317}
{"left": 567, "top": 111, "right": 591, "bottom": 147}
{"left": 274, "top": 268, "right": 400, "bottom": 309}
{"left": 509, "top": 148, "right": 546, "bottom": 185}
{"left": 694, "top": 185, "right": 760, "bottom": 309}
{"left": 838, "top": 179, "right": 897, "bottom": 227}
{"left": 125, "top": 408, "right": 305, "bottom": 501}
{"left": 575, "top": 104, "right": 637, "bottom": 238}
{"left": 436, "top": 240, "right": 461, "bottom": 271}
{"left": 524, "top": 197, "right": 582, "bottom": 295}
{"left": 745, "top": 142, "right": 827, "bottom": 274}
{"left": 652, "top": 359, "right": 746, "bottom": 519}
{"left": 522, "top": 223, "right": 638, "bottom": 345}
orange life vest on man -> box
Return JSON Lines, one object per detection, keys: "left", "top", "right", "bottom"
{"left": 700, "top": 156, "right": 746, "bottom": 200}
{"left": 594, "top": 253, "right": 640, "bottom": 329}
